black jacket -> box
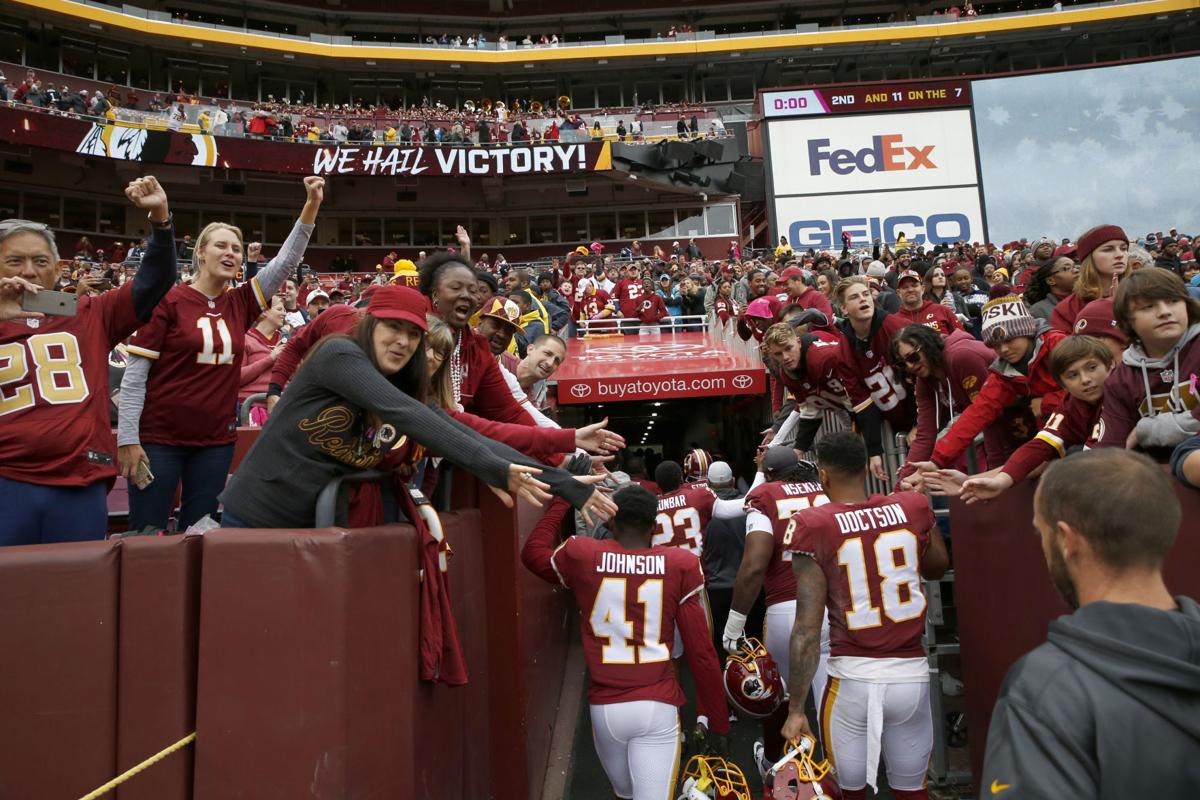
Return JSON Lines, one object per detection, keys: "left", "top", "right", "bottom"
{"left": 982, "top": 596, "right": 1200, "bottom": 799}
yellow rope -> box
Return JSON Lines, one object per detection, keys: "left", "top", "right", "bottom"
{"left": 77, "top": 732, "right": 196, "bottom": 800}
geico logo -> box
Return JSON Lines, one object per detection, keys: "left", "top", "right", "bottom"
{"left": 788, "top": 213, "right": 969, "bottom": 249}
{"left": 808, "top": 135, "right": 936, "bottom": 176}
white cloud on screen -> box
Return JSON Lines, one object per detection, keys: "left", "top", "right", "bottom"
{"left": 973, "top": 56, "right": 1200, "bottom": 243}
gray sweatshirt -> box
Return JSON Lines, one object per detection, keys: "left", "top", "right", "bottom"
{"left": 982, "top": 596, "right": 1200, "bottom": 798}
{"left": 220, "top": 337, "right": 592, "bottom": 528}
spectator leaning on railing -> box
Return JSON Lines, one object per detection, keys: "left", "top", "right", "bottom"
{"left": 0, "top": 177, "right": 177, "bottom": 546}
{"left": 117, "top": 176, "right": 323, "bottom": 532}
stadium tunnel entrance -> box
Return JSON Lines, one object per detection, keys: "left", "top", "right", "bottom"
{"left": 551, "top": 329, "right": 770, "bottom": 482}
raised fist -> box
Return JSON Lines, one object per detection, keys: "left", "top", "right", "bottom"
{"left": 303, "top": 176, "right": 325, "bottom": 203}
{"left": 125, "top": 176, "right": 169, "bottom": 221}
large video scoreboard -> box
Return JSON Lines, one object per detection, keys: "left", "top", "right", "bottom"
{"left": 759, "top": 78, "right": 987, "bottom": 250}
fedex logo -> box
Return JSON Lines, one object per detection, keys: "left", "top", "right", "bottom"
{"left": 787, "top": 213, "right": 969, "bottom": 249}
{"left": 808, "top": 135, "right": 936, "bottom": 176}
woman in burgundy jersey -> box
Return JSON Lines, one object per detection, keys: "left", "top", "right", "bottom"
{"left": 118, "top": 176, "right": 324, "bottom": 531}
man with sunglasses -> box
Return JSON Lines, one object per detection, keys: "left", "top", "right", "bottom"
{"left": 0, "top": 177, "right": 177, "bottom": 546}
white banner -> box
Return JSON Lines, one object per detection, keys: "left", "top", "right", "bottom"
{"left": 769, "top": 109, "right": 980, "bottom": 196}
{"left": 774, "top": 186, "right": 986, "bottom": 250}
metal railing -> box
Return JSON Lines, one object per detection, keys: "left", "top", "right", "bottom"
{"left": 574, "top": 313, "right": 709, "bottom": 336}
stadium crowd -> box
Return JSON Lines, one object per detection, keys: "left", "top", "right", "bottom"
{"left": 1, "top": 171, "right": 1197, "bottom": 798}
{"left": 1, "top": 65, "right": 722, "bottom": 146}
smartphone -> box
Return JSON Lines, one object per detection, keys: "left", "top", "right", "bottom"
{"left": 22, "top": 289, "right": 78, "bottom": 317}
{"left": 133, "top": 460, "right": 155, "bottom": 490}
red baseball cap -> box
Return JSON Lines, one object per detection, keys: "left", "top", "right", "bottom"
{"left": 1072, "top": 298, "right": 1127, "bottom": 344}
{"left": 897, "top": 269, "right": 922, "bottom": 284}
{"left": 780, "top": 266, "right": 806, "bottom": 281}
{"left": 367, "top": 285, "right": 429, "bottom": 331}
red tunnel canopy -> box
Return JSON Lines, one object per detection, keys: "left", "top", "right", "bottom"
{"left": 551, "top": 331, "right": 767, "bottom": 405}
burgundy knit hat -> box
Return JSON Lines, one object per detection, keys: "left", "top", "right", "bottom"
{"left": 1072, "top": 298, "right": 1127, "bottom": 344}
{"left": 1075, "top": 225, "right": 1128, "bottom": 263}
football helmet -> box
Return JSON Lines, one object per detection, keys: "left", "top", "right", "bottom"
{"left": 678, "top": 754, "right": 752, "bottom": 800}
{"left": 683, "top": 448, "right": 713, "bottom": 482}
{"left": 723, "top": 638, "right": 786, "bottom": 718}
{"left": 765, "top": 736, "right": 841, "bottom": 800}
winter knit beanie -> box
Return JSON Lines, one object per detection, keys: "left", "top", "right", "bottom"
{"left": 980, "top": 295, "right": 1039, "bottom": 345}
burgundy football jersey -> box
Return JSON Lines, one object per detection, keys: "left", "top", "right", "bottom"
{"left": 742, "top": 480, "right": 828, "bottom": 606}
{"left": 838, "top": 314, "right": 911, "bottom": 429}
{"left": 0, "top": 283, "right": 141, "bottom": 486}
{"left": 611, "top": 278, "right": 646, "bottom": 318}
{"left": 575, "top": 288, "right": 614, "bottom": 321}
{"left": 551, "top": 537, "right": 705, "bottom": 705}
{"left": 654, "top": 483, "right": 717, "bottom": 556}
{"left": 787, "top": 492, "right": 934, "bottom": 659}
{"left": 127, "top": 279, "right": 267, "bottom": 446}
{"left": 779, "top": 331, "right": 874, "bottom": 414}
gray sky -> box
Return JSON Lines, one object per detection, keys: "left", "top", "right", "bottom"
{"left": 973, "top": 56, "right": 1200, "bottom": 244}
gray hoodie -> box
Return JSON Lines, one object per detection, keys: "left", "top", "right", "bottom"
{"left": 982, "top": 597, "right": 1200, "bottom": 799}
{"left": 1097, "top": 321, "right": 1200, "bottom": 451}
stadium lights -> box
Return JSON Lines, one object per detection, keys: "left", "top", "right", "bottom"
{"left": 651, "top": 412, "right": 657, "bottom": 417}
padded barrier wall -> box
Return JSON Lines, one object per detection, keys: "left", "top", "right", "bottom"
{"left": 0, "top": 494, "right": 571, "bottom": 799}
{"left": 0, "top": 540, "right": 121, "bottom": 799}
{"left": 951, "top": 478, "right": 1200, "bottom": 789}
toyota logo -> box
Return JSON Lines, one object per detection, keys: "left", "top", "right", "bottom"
{"left": 732, "top": 374, "right": 753, "bottom": 389}
{"left": 570, "top": 383, "right": 592, "bottom": 399}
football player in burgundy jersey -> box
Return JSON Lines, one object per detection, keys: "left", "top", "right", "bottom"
{"left": 522, "top": 486, "right": 730, "bottom": 800}
{"left": 0, "top": 177, "right": 177, "bottom": 546}
{"left": 652, "top": 459, "right": 750, "bottom": 557}
{"left": 782, "top": 432, "right": 948, "bottom": 800}
{"left": 119, "top": 175, "right": 323, "bottom": 532}
{"left": 723, "top": 446, "right": 827, "bottom": 772}
{"left": 833, "top": 277, "right": 913, "bottom": 432}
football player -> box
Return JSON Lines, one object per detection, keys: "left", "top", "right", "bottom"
{"left": 522, "top": 487, "right": 730, "bottom": 800}
{"left": 0, "top": 177, "right": 177, "bottom": 546}
{"left": 723, "top": 446, "right": 828, "bottom": 772}
{"left": 782, "top": 432, "right": 948, "bottom": 800}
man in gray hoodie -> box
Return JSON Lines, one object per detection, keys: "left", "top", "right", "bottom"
{"left": 982, "top": 448, "right": 1200, "bottom": 797}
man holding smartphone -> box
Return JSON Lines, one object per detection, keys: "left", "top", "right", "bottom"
{"left": 0, "top": 176, "right": 178, "bottom": 546}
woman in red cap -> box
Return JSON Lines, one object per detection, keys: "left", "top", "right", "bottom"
{"left": 220, "top": 285, "right": 616, "bottom": 530}
{"left": 1051, "top": 224, "right": 1128, "bottom": 333}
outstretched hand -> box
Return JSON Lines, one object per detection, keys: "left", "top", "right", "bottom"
{"left": 575, "top": 417, "right": 626, "bottom": 454}
{"left": 487, "top": 464, "right": 551, "bottom": 509}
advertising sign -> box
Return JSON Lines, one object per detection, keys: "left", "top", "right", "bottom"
{"left": 769, "top": 109, "right": 979, "bottom": 196}
{"left": 0, "top": 107, "right": 613, "bottom": 177}
{"left": 773, "top": 186, "right": 986, "bottom": 249}
{"left": 552, "top": 337, "right": 767, "bottom": 405}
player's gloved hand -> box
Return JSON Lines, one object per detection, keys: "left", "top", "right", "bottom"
{"left": 722, "top": 610, "right": 747, "bottom": 654}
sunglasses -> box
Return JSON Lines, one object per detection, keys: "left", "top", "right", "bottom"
{"left": 899, "top": 347, "right": 923, "bottom": 366}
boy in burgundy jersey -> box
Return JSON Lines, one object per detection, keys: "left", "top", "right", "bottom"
{"left": 0, "top": 177, "right": 177, "bottom": 546}
{"left": 782, "top": 432, "right": 948, "bottom": 800}
{"left": 953, "top": 335, "right": 1119, "bottom": 503}
{"left": 762, "top": 323, "right": 887, "bottom": 481}
{"left": 833, "top": 277, "right": 913, "bottom": 432}
{"left": 522, "top": 487, "right": 730, "bottom": 800}
{"left": 723, "top": 447, "right": 827, "bottom": 771}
